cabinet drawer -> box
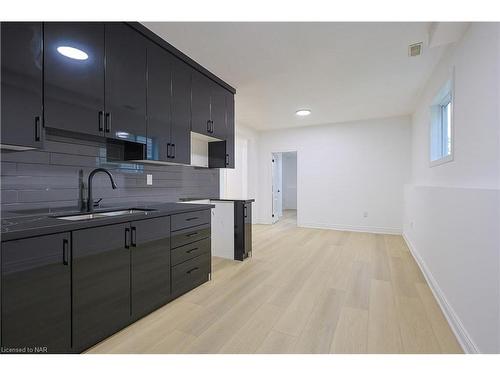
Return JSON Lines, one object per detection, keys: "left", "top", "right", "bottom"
{"left": 172, "top": 252, "right": 211, "bottom": 298}
{"left": 171, "top": 237, "right": 210, "bottom": 266}
{"left": 171, "top": 209, "right": 210, "bottom": 231}
{"left": 171, "top": 224, "right": 210, "bottom": 249}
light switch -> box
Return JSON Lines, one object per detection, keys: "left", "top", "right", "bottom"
{"left": 146, "top": 174, "right": 153, "bottom": 185}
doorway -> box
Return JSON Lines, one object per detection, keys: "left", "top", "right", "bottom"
{"left": 271, "top": 151, "right": 297, "bottom": 224}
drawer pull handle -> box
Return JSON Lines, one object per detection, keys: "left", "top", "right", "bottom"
{"left": 186, "top": 232, "right": 198, "bottom": 237}
{"left": 187, "top": 267, "right": 199, "bottom": 274}
{"left": 185, "top": 217, "right": 198, "bottom": 221}
{"left": 186, "top": 247, "right": 198, "bottom": 253}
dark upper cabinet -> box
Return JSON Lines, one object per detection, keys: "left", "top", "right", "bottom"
{"left": 208, "top": 90, "right": 235, "bottom": 169}
{"left": 0, "top": 22, "right": 43, "bottom": 149}
{"left": 72, "top": 223, "right": 130, "bottom": 352}
{"left": 44, "top": 22, "right": 105, "bottom": 137}
{"left": 225, "top": 91, "right": 235, "bottom": 168}
{"left": 146, "top": 41, "right": 173, "bottom": 161}
{"left": 1, "top": 233, "right": 71, "bottom": 353}
{"left": 104, "top": 23, "right": 147, "bottom": 144}
{"left": 210, "top": 81, "right": 227, "bottom": 140}
{"left": 170, "top": 58, "right": 192, "bottom": 164}
{"left": 146, "top": 44, "right": 191, "bottom": 165}
{"left": 131, "top": 217, "right": 171, "bottom": 320}
{"left": 191, "top": 70, "right": 232, "bottom": 141}
{"left": 191, "top": 70, "right": 212, "bottom": 136}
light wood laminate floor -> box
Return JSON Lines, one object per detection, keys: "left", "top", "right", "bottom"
{"left": 88, "top": 210, "right": 462, "bottom": 354}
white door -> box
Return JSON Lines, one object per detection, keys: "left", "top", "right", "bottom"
{"left": 271, "top": 153, "right": 283, "bottom": 223}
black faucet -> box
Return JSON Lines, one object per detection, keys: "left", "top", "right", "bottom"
{"left": 86, "top": 168, "right": 118, "bottom": 212}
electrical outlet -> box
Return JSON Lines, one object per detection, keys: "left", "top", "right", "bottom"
{"left": 410, "top": 221, "right": 414, "bottom": 228}
{"left": 146, "top": 174, "right": 153, "bottom": 185}
{"left": 363, "top": 211, "right": 368, "bottom": 218}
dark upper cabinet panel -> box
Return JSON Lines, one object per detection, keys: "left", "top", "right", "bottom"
{"left": 105, "top": 23, "right": 147, "bottom": 144}
{"left": 191, "top": 70, "right": 212, "bottom": 136}
{"left": 44, "top": 22, "right": 105, "bottom": 137}
{"left": 210, "top": 81, "right": 227, "bottom": 140}
{"left": 1, "top": 232, "right": 71, "bottom": 353}
{"left": 146, "top": 41, "right": 173, "bottom": 161}
{"left": 170, "top": 58, "right": 192, "bottom": 164}
{"left": 0, "top": 22, "right": 43, "bottom": 149}
{"left": 72, "top": 223, "right": 130, "bottom": 352}
{"left": 131, "top": 217, "right": 171, "bottom": 319}
{"left": 225, "top": 91, "right": 235, "bottom": 168}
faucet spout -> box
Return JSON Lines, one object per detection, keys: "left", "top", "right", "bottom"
{"left": 87, "top": 168, "right": 118, "bottom": 212}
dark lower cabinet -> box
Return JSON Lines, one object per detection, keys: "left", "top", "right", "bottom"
{"left": 0, "top": 22, "right": 43, "bottom": 150}
{"left": 234, "top": 202, "right": 252, "bottom": 261}
{"left": 1, "top": 233, "right": 71, "bottom": 353}
{"left": 44, "top": 22, "right": 105, "bottom": 137}
{"left": 72, "top": 223, "right": 130, "bottom": 352}
{"left": 131, "top": 217, "right": 171, "bottom": 320}
{"left": 1, "top": 210, "right": 211, "bottom": 353}
{"left": 171, "top": 252, "right": 211, "bottom": 299}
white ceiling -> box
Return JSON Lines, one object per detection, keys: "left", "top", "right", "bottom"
{"left": 143, "top": 22, "right": 448, "bottom": 131}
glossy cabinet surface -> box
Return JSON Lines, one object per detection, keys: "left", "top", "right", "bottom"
{"left": 191, "top": 70, "right": 212, "bottom": 136}
{"left": 131, "top": 217, "right": 171, "bottom": 319}
{"left": 225, "top": 91, "right": 235, "bottom": 168}
{"left": 170, "top": 58, "right": 192, "bottom": 164}
{"left": 104, "top": 23, "right": 147, "bottom": 144}
{"left": 44, "top": 22, "right": 105, "bottom": 137}
{"left": 234, "top": 202, "right": 252, "bottom": 261}
{"left": 72, "top": 223, "right": 130, "bottom": 352}
{"left": 146, "top": 41, "right": 173, "bottom": 161}
{"left": 1, "top": 233, "right": 71, "bottom": 353}
{"left": 0, "top": 22, "right": 43, "bottom": 149}
{"left": 209, "top": 81, "right": 227, "bottom": 139}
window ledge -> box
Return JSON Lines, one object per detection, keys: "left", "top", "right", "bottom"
{"left": 430, "top": 154, "right": 454, "bottom": 167}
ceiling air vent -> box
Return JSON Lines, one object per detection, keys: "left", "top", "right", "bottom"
{"left": 408, "top": 42, "right": 423, "bottom": 57}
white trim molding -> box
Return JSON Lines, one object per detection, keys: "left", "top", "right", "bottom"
{"left": 403, "top": 233, "right": 480, "bottom": 354}
{"left": 299, "top": 221, "right": 401, "bottom": 235}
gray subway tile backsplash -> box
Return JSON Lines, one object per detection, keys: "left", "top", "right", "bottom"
{"left": 1, "top": 134, "right": 219, "bottom": 213}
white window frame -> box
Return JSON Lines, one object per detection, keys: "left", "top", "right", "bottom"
{"left": 429, "top": 72, "right": 454, "bottom": 167}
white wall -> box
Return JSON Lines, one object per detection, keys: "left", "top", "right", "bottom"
{"left": 282, "top": 152, "right": 297, "bottom": 209}
{"left": 255, "top": 116, "right": 411, "bottom": 234}
{"left": 404, "top": 23, "right": 500, "bottom": 353}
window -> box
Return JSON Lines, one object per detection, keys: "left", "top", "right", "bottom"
{"left": 430, "top": 78, "right": 454, "bottom": 166}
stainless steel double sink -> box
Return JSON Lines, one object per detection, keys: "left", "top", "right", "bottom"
{"left": 53, "top": 209, "right": 155, "bottom": 221}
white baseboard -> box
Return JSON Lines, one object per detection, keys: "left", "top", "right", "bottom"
{"left": 299, "top": 221, "right": 401, "bottom": 235}
{"left": 402, "top": 233, "right": 480, "bottom": 354}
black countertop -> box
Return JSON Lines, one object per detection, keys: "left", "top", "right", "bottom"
{"left": 1, "top": 202, "right": 214, "bottom": 242}
{"left": 180, "top": 197, "right": 255, "bottom": 203}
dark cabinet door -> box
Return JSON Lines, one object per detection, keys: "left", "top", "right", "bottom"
{"left": 191, "top": 70, "right": 212, "bottom": 136}
{"left": 44, "top": 22, "right": 105, "bottom": 137}
{"left": 234, "top": 202, "right": 252, "bottom": 261}
{"left": 72, "top": 223, "right": 130, "bottom": 352}
{"left": 146, "top": 42, "right": 172, "bottom": 161}
{"left": 210, "top": 81, "right": 227, "bottom": 139}
{"left": 208, "top": 140, "right": 227, "bottom": 169}
{"left": 225, "top": 91, "right": 235, "bottom": 168}
{"left": 244, "top": 203, "right": 253, "bottom": 255}
{"left": 105, "top": 23, "right": 147, "bottom": 144}
{"left": 170, "top": 58, "right": 192, "bottom": 164}
{"left": 0, "top": 22, "right": 43, "bottom": 149}
{"left": 1, "top": 233, "right": 71, "bottom": 353}
{"left": 130, "top": 217, "right": 171, "bottom": 320}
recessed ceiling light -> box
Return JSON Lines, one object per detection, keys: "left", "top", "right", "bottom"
{"left": 295, "top": 109, "right": 311, "bottom": 117}
{"left": 57, "top": 46, "right": 89, "bottom": 60}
